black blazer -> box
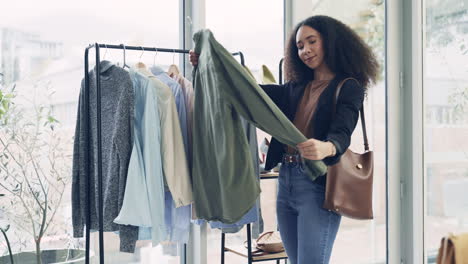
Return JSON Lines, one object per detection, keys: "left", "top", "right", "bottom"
{"left": 260, "top": 76, "right": 365, "bottom": 173}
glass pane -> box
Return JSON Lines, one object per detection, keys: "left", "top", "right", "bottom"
{"left": 313, "top": 1, "right": 387, "bottom": 263}
{"left": 0, "top": 1, "right": 181, "bottom": 263}
{"left": 424, "top": 0, "right": 468, "bottom": 262}
{"left": 204, "top": 1, "right": 284, "bottom": 263}
{"left": 203, "top": 1, "right": 387, "bottom": 264}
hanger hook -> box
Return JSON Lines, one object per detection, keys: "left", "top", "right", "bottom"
{"left": 186, "top": 16, "right": 193, "bottom": 26}
{"left": 140, "top": 46, "right": 145, "bottom": 60}
{"left": 153, "top": 47, "right": 158, "bottom": 66}
{"left": 103, "top": 44, "right": 108, "bottom": 60}
{"left": 121, "top": 44, "right": 127, "bottom": 66}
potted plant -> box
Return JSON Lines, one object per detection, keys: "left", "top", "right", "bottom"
{"left": 0, "top": 76, "right": 85, "bottom": 264}
{"left": 0, "top": 206, "right": 14, "bottom": 264}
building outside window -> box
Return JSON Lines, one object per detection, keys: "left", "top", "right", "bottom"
{"left": 424, "top": 0, "right": 468, "bottom": 261}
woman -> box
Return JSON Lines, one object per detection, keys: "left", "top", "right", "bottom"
{"left": 190, "top": 15, "right": 378, "bottom": 264}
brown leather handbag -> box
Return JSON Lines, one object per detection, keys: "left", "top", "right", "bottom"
{"left": 244, "top": 231, "right": 285, "bottom": 257}
{"left": 323, "top": 78, "right": 374, "bottom": 220}
{"left": 255, "top": 231, "right": 285, "bottom": 253}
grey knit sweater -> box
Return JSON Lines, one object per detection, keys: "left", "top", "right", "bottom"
{"left": 72, "top": 61, "right": 138, "bottom": 252}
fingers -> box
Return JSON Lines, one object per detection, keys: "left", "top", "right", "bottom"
{"left": 300, "top": 147, "right": 318, "bottom": 154}
{"left": 296, "top": 138, "right": 323, "bottom": 160}
{"left": 300, "top": 152, "right": 321, "bottom": 160}
{"left": 300, "top": 148, "right": 321, "bottom": 160}
{"left": 296, "top": 138, "right": 318, "bottom": 149}
{"left": 189, "top": 50, "right": 199, "bottom": 66}
{"left": 297, "top": 142, "right": 316, "bottom": 157}
{"left": 297, "top": 144, "right": 318, "bottom": 153}
{"left": 299, "top": 148, "right": 318, "bottom": 158}
{"left": 189, "top": 55, "right": 198, "bottom": 65}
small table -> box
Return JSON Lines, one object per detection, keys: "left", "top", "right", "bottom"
{"left": 221, "top": 172, "right": 287, "bottom": 264}
{"left": 260, "top": 172, "right": 279, "bottom": 180}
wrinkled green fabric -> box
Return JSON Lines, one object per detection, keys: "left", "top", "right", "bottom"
{"left": 192, "top": 29, "right": 327, "bottom": 224}
{"left": 261, "top": 65, "right": 277, "bottom": 84}
{"left": 243, "top": 65, "right": 256, "bottom": 79}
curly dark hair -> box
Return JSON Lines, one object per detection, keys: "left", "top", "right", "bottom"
{"left": 284, "top": 15, "right": 379, "bottom": 89}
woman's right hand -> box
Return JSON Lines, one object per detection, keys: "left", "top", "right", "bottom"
{"left": 189, "top": 50, "right": 199, "bottom": 66}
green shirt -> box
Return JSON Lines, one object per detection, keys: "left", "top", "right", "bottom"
{"left": 192, "top": 29, "right": 327, "bottom": 224}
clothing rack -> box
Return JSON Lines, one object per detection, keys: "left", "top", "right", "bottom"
{"left": 83, "top": 43, "right": 244, "bottom": 264}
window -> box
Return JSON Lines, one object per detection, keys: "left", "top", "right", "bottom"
{"left": 313, "top": 1, "right": 387, "bottom": 263}
{"left": 204, "top": 1, "right": 284, "bottom": 263}
{"left": 0, "top": 1, "right": 181, "bottom": 263}
{"left": 424, "top": 0, "right": 468, "bottom": 261}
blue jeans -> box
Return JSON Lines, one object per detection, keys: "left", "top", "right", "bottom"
{"left": 277, "top": 157, "right": 341, "bottom": 264}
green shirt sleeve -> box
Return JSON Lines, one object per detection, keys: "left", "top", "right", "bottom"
{"left": 194, "top": 29, "right": 327, "bottom": 180}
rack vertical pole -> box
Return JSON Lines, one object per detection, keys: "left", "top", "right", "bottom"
{"left": 246, "top": 224, "right": 252, "bottom": 264}
{"left": 94, "top": 43, "right": 105, "bottom": 264}
{"left": 84, "top": 46, "right": 91, "bottom": 264}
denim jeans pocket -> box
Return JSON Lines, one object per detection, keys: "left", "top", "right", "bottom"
{"left": 297, "top": 161, "right": 307, "bottom": 174}
{"left": 278, "top": 164, "right": 287, "bottom": 181}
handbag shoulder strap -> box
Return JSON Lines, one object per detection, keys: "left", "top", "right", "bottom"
{"left": 441, "top": 236, "right": 449, "bottom": 264}
{"left": 256, "top": 231, "right": 274, "bottom": 243}
{"left": 332, "top": 78, "right": 369, "bottom": 152}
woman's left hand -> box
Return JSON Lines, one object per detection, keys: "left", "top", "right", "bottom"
{"left": 297, "top": 139, "right": 335, "bottom": 160}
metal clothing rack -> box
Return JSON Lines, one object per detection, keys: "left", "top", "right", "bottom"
{"left": 221, "top": 174, "right": 288, "bottom": 264}
{"left": 83, "top": 43, "right": 245, "bottom": 264}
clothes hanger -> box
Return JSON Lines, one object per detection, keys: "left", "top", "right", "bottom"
{"left": 150, "top": 45, "right": 160, "bottom": 70}
{"left": 167, "top": 48, "right": 180, "bottom": 77}
{"left": 135, "top": 46, "right": 147, "bottom": 69}
{"left": 152, "top": 48, "right": 158, "bottom": 67}
{"left": 121, "top": 44, "right": 130, "bottom": 69}
{"left": 103, "top": 44, "right": 108, "bottom": 60}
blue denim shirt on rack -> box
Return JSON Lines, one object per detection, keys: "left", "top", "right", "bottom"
{"left": 139, "top": 191, "right": 191, "bottom": 243}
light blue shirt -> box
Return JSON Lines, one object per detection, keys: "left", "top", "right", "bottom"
{"left": 114, "top": 69, "right": 166, "bottom": 246}
{"left": 139, "top": 191, "right": 191, "bottom": 243}
{"left": 209, "top": 202, "right": 258, "bottom": 229}
{"left": 164, "top": 191, "right": 191, "bottom": 243}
